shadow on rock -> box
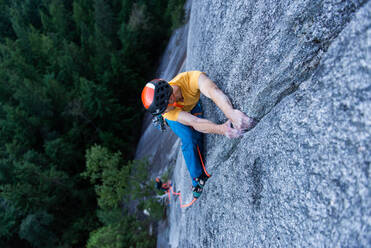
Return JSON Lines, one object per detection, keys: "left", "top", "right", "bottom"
{"left": 251, "top": 157, "right": 264, "bottom": 210}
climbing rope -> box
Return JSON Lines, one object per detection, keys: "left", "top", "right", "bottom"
{"left": 164, "top": 145, "right": 210, "bottom": 209}
{"left": 197, "top": 145, "right": 211, "bottom": 178}
{"left": 167, "top": 185, "right": 197, "bottom": 208}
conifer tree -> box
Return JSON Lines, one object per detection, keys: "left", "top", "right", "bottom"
{"left": 0, "top": 0, "right": 186, "bottom": 246}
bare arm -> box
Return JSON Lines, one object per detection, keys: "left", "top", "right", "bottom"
{"left": 177, "top": 111, "right": 241, "bottom": 138}
{"left": 198, "top": 73, "right": 235, "bottom": 120}
{"left": 198, "top": 73, "right": 257, "bottom": 131}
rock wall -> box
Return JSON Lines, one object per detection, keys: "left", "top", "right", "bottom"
{"left": 135, "top": 23, "right": 189, "bottom": 176}
{"left": 160, "top": 0, "right": 370, "bottom": 247}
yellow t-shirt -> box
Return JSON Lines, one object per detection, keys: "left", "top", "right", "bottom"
{"left": 162, "top": 71, "right": 204, "bottom": 121}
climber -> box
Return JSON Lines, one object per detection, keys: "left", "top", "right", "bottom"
{"left": 141, "top": 71, "right": 258, "bottom": 198}
{"left": 155, "top": 177, "right": 171, "bottom": 192}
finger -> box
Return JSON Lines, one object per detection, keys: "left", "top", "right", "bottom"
{"left": 233, "top": 130, "right": 243, "bottom": 138}
{"left": 241, "top": 116, "right": 252, "bottom": 127}
{"left": 231, "top": 120, "right": 242, "bottom": 130}
{"left": 226, "top": 128, "right": 242, "bottom": 139}
{"left": 241, "top": 118, "right": 258, "bottom": 132}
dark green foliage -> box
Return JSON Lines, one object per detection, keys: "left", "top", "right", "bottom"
{"left": 86, "top": 215, "right": 155, "bottom": 248}
{"left": 0, "top": 199, "right": 20, "bottom": 240}
{"left": 83, "top": 145, "right": 161, "bottom": 247}
{"left": 165, "top": 0, "right": 187, "bottom": 31}
{"left": 0, "top": 0, "right": 185, "bottom": 246}
{"left": 19, "top": 211, "right": 57, "bottom": 248}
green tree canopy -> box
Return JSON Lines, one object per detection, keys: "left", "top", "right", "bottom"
{"left": 0, "top": 0, "right": 185, "bottom": 246}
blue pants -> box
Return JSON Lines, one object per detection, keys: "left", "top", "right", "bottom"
{"left": 165, "top": 102, "right": 204, "bottom": 187}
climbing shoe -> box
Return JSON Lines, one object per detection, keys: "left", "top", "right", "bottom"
{"left": 192, "top": 185, "right": 203, "bottom": 198}
{"left": 195, "top": 172, "right": 210, "bottom": 188}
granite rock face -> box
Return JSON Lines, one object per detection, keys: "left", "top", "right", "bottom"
{"left": 162, "top": 0, "right": 370, "bottom": 247}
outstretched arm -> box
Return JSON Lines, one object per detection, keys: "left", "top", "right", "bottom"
{"left": 198, "top": 73, "right": 257, "bottom": 131}
{"left": 177, "top": 111, "right": 242, "bottom": 138}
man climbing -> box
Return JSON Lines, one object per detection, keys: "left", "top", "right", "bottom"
{"left": 155, "top": 177, "right": 171, "bottom": 192}
{"left": 141, "top": 71, "right": 257, "bottom": 198}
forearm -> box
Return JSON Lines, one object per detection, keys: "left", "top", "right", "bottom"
{"left": 177, "top": 111, "right": 243, "bottom": 138}
{"left": 209, "top": 88, "right": 235, "bottom": 120}
{"left": 197, "top": 73, "right": 257, "bottom": 132}
{"left": 191, "top": 118, "right": 225, "bottom": 135}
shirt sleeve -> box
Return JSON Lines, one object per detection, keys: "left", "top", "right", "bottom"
{"left": 169, "top": 72, "right": 188, "bottom": 87}
{"left": 163, "top": 108, "right": 182, "bottom": 121}
{"left": 187, "top": 71, "right": 204, "bottom": 93}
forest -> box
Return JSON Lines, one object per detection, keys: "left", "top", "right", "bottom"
{"left": 0, "top": 0, "right": 185, "bottom": 247}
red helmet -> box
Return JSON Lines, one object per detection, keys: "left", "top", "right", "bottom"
{"left": 141, "top": 79, "right": 173, "bottom": 115}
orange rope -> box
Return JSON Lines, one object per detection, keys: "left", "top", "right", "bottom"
{"left": 197, "top": 145, "right": 211, "bottom": 178}
{"left": 180, "top": 198, "right": 197, "bottom": 208}
{"left": 162, "top": 144, "right": 210, "bottom": 209}
{"left": 166, "top": 186, "right": 197, "bottom": 208}
{"left": 167, "top": 189, "right": 171, "bottom": 201}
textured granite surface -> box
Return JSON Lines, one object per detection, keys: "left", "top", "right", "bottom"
{"left": 160, "top": 0, "right": 370, "bottom": 247}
